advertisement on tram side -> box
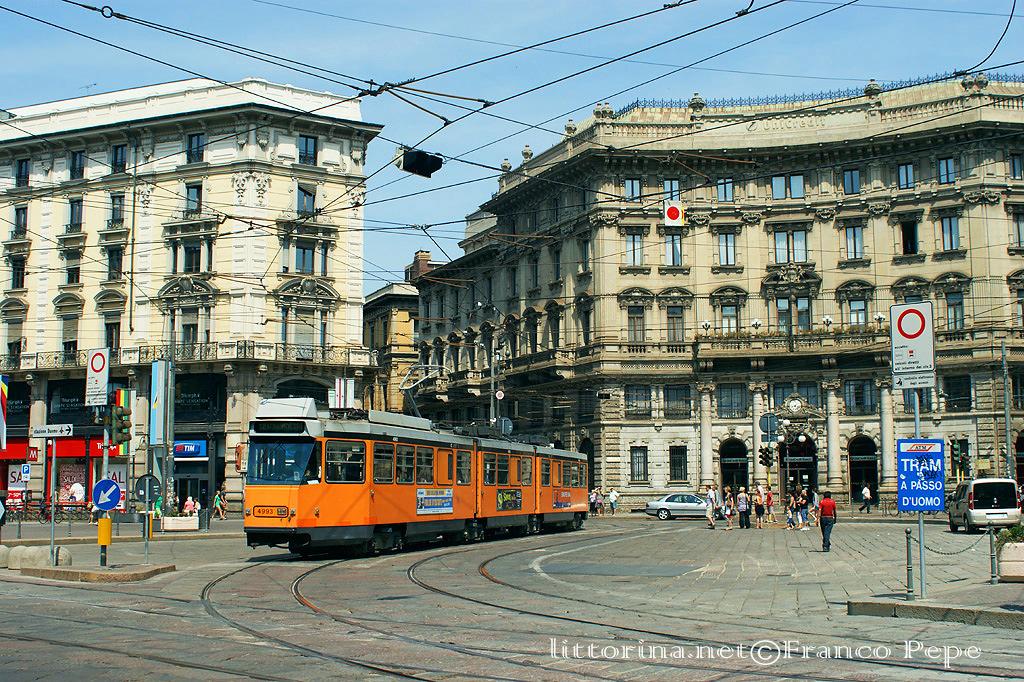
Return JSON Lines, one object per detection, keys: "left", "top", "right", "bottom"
{"left": 553, "top": 489, "right": 572, "bottom": 509}
{"left": 416, "top": 488, "right": 454, "bottom": 515}
{"left": 497, "top": 488, "right": 522, "bottom": 511}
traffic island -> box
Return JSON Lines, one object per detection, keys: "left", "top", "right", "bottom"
{"left": 20, "top": 563, "right": 175, "bottom": 583}
{"left": 848, "top": 597, "right": 1024, "bottom": 630}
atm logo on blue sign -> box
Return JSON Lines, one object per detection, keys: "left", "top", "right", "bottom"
{"left": 173, "top": 440, "right": 208, "bottom": 459}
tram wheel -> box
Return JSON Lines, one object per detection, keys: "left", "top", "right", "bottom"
{"left": 571, "top": 514, "right": 585, "bottom": 531}
{"left": 365, "top": 536, "right": 382, "bottom": 556}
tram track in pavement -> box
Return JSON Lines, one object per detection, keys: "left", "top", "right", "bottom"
{"left": 405, "top": 535, "right": 1024, "bottom": 681}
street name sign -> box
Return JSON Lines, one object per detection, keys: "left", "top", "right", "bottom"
{"left": 890, "top": 302, "right": 935, "bottom": 388}
{"left": 31, "top": 424, "right": 73, "bottom": 438}
{"left": 92, "top": 479, "right": 121, "bottom": 512}
{"left": 897, "top": 438, "right": 945, "bottom": 512}
{"left": 85, "top": 348, "right": 110, "bottom": 407}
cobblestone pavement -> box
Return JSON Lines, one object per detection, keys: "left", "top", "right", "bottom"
{"left": 0, "top": 518, "right": 1020, "bottom": 680}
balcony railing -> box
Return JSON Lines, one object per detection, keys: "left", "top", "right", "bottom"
{"left": 298, "top": 152, "right": 317, "bottom": 165}
{"left": 8, "top": 228, "right": 27, "bottom": 240}
{"left": 15, "top": 175, "right": 29, "bottom": 188}
{"left": 64, "top": 222, "right": 82, "bottom": 234}
{"left": 106, "top": 218, "right": 125, "bottom": 230}
{"left": 185, "top": 149, "right": 204, "bottom": 164}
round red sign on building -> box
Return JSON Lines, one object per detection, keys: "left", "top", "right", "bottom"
{"left": 896, "top": 308, "right": 926, "bottom": 339}
{"left": 665, "top": 205, "right": 681, "bottom": 221}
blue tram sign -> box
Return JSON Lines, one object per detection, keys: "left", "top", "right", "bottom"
{"left": 896, "top": 439, "right": 945, "bottom": 512}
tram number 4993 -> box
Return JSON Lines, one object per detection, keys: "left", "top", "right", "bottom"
{"left": 254, "top": 506, "right": 289, "bottom": 518}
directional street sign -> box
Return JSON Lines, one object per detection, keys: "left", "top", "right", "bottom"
{"left": 134, "top": 474, "right": 161, "bottom": 502}
{"left": 892, "top": 372, "right": 936, "bottom": 390}
{"left": 897, "top": 439, "right": 946, "bottom": 512}
{"left": 890, "top": 302, "right": 935, "bottom": 375}
{"left": 20, "top": 463, "right": 30, "bottom": 482}
{"left": 86, "top": 348, "right": 110, "bottom": 407}
{"left": 92, "top": 479, "right": 122, "bottom": 512}
{"left": 31, "top": 424, "right": 73, "bottom": 438}
{"left": 0, "top": 498, "right": 5, "bottom": 522}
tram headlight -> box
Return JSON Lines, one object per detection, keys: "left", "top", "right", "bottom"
{"left": 245, "top": 507, "right": 251, "bottom": 516}
{"left": 290, "top": 508, "right": 297, "bottom": 517}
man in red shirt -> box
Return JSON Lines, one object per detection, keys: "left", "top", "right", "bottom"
{"left": 818, "top": 491, "right": 838, "bottom": 552}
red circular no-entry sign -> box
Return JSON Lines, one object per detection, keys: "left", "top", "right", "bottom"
{"left": 896, "top": 308, "right": 926, "bottom": 339}
{"left": 90, "top": 351, "right": 107, "bottom": 373}
{"left": 665, "top": 205, "right": 681, "bottom": 221}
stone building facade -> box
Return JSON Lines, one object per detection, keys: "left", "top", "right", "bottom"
{"left": 0, "top": 78, "right": 381, "bottom": 508}
{"left": 414, "top": 74, "right": 1024, "bottom": 505}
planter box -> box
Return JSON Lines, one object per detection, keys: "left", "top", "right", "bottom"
{"left": 998, "top": 542, "right": 1024, "bottom": 582}
{"left": 161, "top": 516, "right": 199, "bottom": 532}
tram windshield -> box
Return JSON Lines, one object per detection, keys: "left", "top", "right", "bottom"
{"left": 247, "top": 438, "right": 321, "bottom": 485}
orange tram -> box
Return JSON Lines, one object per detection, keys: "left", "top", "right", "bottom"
{"left": 244, "top": 398, "right": 589, "bottom": 555}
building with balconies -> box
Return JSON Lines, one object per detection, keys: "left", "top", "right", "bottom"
{"left": 413, "top": 73, "right": 1024, "bottom": 505}
{"left": 0, "top": 78, "right": 381, "bottom": 509}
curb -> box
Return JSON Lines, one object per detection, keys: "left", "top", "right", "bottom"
{"left": 617, "top": 513, "right": 948, "bottom": 526}
{"left": 847, "top": 598, "right": 1024, "bottom": 630}
{"left": 2, "top": 532, "right": 244, "bottom": 547}
{"left": 20, "top": 563, "right": 176, "bottom": 583}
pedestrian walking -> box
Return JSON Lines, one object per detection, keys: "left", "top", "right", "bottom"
{"left": 607, "top": 488, "right": 620, "bottom": 516}
{"left": 704, "top": 485, "right": 717, "bottom": 529}
{"left": 818, "top": 491, "right": 838, "bottom": 552}
{"left": 723, "top": 486, "right": 734, "bottom": 530}
{"left": 589, "top": 489, "right": 598, "bottom": 514}
{"left": 798, "top": 488, "right": 809, "bottom": 530}
{"left": 808, "top": 488, "right": 819, "bottom": 527}
{"left": 765, "top": 485, "right": 775, "bottom": 524}
{"left": 737, "top": 487, "right": 751, "bottom": 529}
{"left": 786, "top": 492, "right": 797, "bottom": 530}
{"left": 754, "top": 488, "right": 765, "bottom": 529}
{"left": 213, "top": 489, "right": 226, "bottom": 520}
{"left": 595, "top": 489, "right": 604, "bottom": 516}
{"left": 858, "top": 484, "right": 872, "bottom": 513}
{"left": 183, "top": 496, "right": 196, "bottom": 516}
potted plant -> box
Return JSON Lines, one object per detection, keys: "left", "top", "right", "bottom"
{"left": 996, "top": 525, "right": 1024, "bottom": 582}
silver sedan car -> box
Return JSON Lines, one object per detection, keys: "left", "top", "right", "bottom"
{"left": 644, "top": 493, "right": 707, "bottom": 520}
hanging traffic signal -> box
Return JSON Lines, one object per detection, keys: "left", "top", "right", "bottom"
{"left": 111, "top": 404, "right": 132, "bottom": 445}
{"left": 394, "top": 148, "right": 444, "bottom": 178}
{"left": 758, "top": 445, "right": 774, "bottom": 469}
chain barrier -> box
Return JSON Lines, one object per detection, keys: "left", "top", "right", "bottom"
{"left": 909, "top": 531, "right": 988, "bottom": 556}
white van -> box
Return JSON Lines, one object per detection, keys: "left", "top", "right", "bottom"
{"left": 948, "top": 478, "right": 1021, "bottom": 532}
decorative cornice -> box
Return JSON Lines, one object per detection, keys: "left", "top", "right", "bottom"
{"left": 814, "top": 207, "right": 836, "bottom": 222}
{"left": 963, "top": 189, "right": 1000, "bottom": 205}
{"left": 696, "top": 381, "right": 716, "bottom": 393}
{"left": 866, "top": 201, "right": 891, "bottom": 216}
{"left": 741, "top": 211, "right": 763, "bottom": 225}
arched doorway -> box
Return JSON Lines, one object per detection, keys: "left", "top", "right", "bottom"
{"left": 719, "top": 438, "right": 748, "bottom": 493}
{"left": 848, "top": 435, "right": 878, "bottom": 503}
{"left": 579, "top": 438, "right": 595, "bottom": 489}
{"left": 780, "top": 435, "right": 818, "bottom": 495}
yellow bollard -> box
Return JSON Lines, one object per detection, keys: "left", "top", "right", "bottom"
{"left": 97, "top": 517, "right": 112, "bottom": 546}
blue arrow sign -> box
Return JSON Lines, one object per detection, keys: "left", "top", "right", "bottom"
{"left": 92, "top": 479, "right": 122, "bottom": 512}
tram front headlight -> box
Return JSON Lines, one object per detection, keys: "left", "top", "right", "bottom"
{"left": 245, "top": 507, "right": 251, "bottom": 516}
{"left": 290, "top": 508, "right": 297, "bottom": 517}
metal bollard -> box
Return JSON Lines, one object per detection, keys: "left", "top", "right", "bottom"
{"left": 905, "top": 528, "right": 915, "bottom": 601}
{"left": 989, "top": 524, "right": 999, "bottom": 585}
{"left": 67, "top": 514, "right": 72, "bottom": 536}
{"left": 16, "top": 514, "right": 21, "bottom": 540}
{"left": 116, "top": 518, "right": 120, "bottom": 537}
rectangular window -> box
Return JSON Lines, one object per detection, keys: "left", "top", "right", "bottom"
{"left": 943, "top": 375, "right": 972, "bottom": 412}
{"left": 10, "top": 258, "right": 25, "bottom": 290}
{"left": 716, "top": 383, "right": 747, "bottom": 418}
{"left": 669, "top": 445, "right": 688, "bottom": 481}
{"left": 1012, "top": 153, "right": 1024, "bottom": 180}
{"left": 629, "top": 446, "right": 649, "bottom": 483}
{"left": 667, "top": 305, "right": 685, "bottom": 342}
{"left": 69, "top": 198, "right": 83, "bottom": 230}
{"left": 1017, "top": 290, "right": 1024, "bottom": 327}
{"left": 843, "top": 379, "right": 877, "bottom": 415}
{"left": 296, "top": 241, "right": 315, "bottom": 274}
{"left": 579, "top": 238, "right": 591, "bottom": 272}
{"left": 898, "top": 163, "right": 915, "bottom": 189}
{"left": 849, "top": 299, "right": 867, "bottom": 326}
{"left": 541, "top": 459, "right": 551, "bottom": 486}
{"left": 792, "top": 230, "right": 807, "bottom": 262}
{"left": 718, "top": 232, "right": 736, "bottom": 265}
{"left": 13, "top": 206, "right": 27, "bottom": 237}
{"left": 415, "top": 446, "right": 434, "bottom": 484}
{"left": 496, "top": 454, "right": 509, "bottom": 485}
{"left": 774, "top": 231, "right": 788, "bottom": 263}
{"left": 562, "top": 461, "right": 572, "bottom": 487}
{"left": 665, "top": 233, "right": 682, "bottom": 266}
{"left": 772, "top": 175, "right": 786, "bottom": 200}
{"left": 298, "top": 135, "right": 318, "bottom": 165}
{"left": 326, "top": 440, "right": 365, "bottom": 483}
{"left": 521, "top": 457, "right": 532, "bottom": 485}
{"left": 66, "top": 255, "right": 81, "bottom": 285}
{"left": 1015, "top": 213, "right": 1024, "bottom": 248}
{"left": 15, "top": 159, "right": 29, "bottom": 187}
{"left": 721, "top": 304, "right": 738, "bottom": 332}
{"left": 663, "top": 178, "right": 680, "bottom": 200}
{"left": 938, "top": 157, "right": 956, "bottom": 184}
{"left": 796, "top": 296, "right": 811, "bottom": 331}
{"left": 580, "top": 308, "right": 592, "bottom": 346}
{"left": 509, "top": 266, "right": 518, "bottom": 297}
{"left": 845, "top": 225, "right": 864, "bottom": 259}
{"left": 797, "top": 381, "right": 820, "bottom": 407}
{"left": 526, "top": 256, "right": 538, "bottom": 288}
{"left": 104, "top": 320, "right": 121, "bottom": 351}
{"left": 70, "top": 150, "right": 85, "bottom": 180}
{"left": 456, "top": 450, "right": 471, "bottom": 485}
{"left": 396, "top": 445, "right": 415, "bottom": 483}
{"left": 107, "top": 247, "right": 123, "bottom": 281}
{"left": 716, "top": 177, "right": 734, "bottom": 202}
{"left": 186, "top": 133, "right": 206, "bottom": 164}
{"left": 373, "top": 443, "right": 395, "bottom": 483}
{"left": 902, "top": 389, "right": 933, "bottom": 414}
{"left": 946, "top": 292, "right": 965, "bottom": 330}
{"left": 775, "top": 229, "right": 808, "bottom": 263}
{"left": 777, "top": 297, "right": 791, "bottom": 331}
{"left": 843, "top": 169, "right": 861, "bottom": 195}
{"left": 110, "top": 194, "right": 125, "bottom": 225}
{"left": 183, "top": 243, "right": 202, "bottom": 273}
{"left": 624, "top": 177, "right": 642, "bottom": 201}
{"left": 626, "top": 233, "right": 644, "bottom": 267}
{"left": 789, "top": 174, "right": 805, "bottom": 199}
{"left": 297, "top": 186, "right": 316, "bottom": 216}
{"left": 665, "top": 385, "right": 692, "bottom": 418}
{"left": 6, "top": 320, "right": 22, "bottom": 357}
{"left": 627, "top": 306, "right": 645, "bottom": 343}
{"left": 941, "top": 216, "right": 960, "bottom": 251}
{"left": 185, "top": 184, "right": 203, "bottom": 215}
{"left": 552, "top": 247, "right": 561, "bottom": 280}
{"left": 181, "top": 321, "right": 199, "bottom": 345}
{"left": 625, "top": 385, "right": 651, "bottom": 417}
{"left": 901, "top": 220, "right": 919, "bottom": 255}
{"left": 110, "top": 145, "right": 126, "bottom": 173}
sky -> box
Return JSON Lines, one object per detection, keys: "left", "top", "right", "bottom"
{"left": 1, "top": 0, "right": 1022, "bottom": 294}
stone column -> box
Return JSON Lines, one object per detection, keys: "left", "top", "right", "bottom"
{"left": 698, "top": 381, "right": 715, "bottom": 486}
{"left": 877, "top": 377, "right": 897, "bottom": 491}
{"left": 823, "top": 378, "right": 843, "bottom": 488}
{"left": 750, "top": 382, "right": 767, "bottom": 484}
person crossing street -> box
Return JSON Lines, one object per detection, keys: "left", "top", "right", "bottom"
{"left": 819, "top": 491, "right": 837, "bottom": 552}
